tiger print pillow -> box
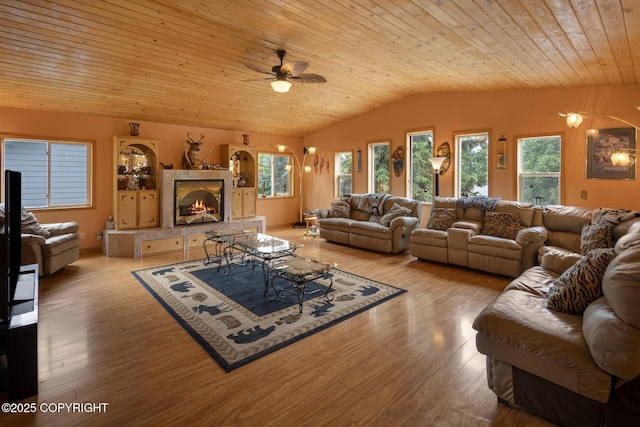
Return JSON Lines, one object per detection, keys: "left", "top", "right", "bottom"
{"left": 581, "top": 224, "right": 612, "bottom": 255}
{"left": 547, "top": 248, "right": 616, "bottom": 314}
{"left": 426, "top": 208, "right": 457, "bottom": 231}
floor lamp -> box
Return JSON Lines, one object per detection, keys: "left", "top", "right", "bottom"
{"left": 429, "top": 156, "right": 447, "bottom": 198}
{"left": 276, "top": 144, "right": 316, "bottom": 227}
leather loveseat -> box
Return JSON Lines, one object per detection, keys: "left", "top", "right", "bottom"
{"left": 472, "top": 208, "right": 640, "bottom": 427}
{"left": 410, "top": 196, "right": 547, "bottom": 277}
{"left": 317, "top": 193, "right": 421, "bottom": 254}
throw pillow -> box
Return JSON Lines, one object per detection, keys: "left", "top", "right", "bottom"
{"left": 480, "top": 211, "right": 522, "bottom": 240}
{"left": 547, "top": 248, "right": 616, "bottom": 314}
{"left": 426, "top": 207, "right": 457, "bottom": 231}
{"left": 379, "top": 203, "right": 411, "bottom": 227}
{"left": 581, "top": 224, "right": 612, "bottom": 254}
{"left": 330, "top": 199, "right": 351, "bottom": 218}
{"left": 21, "top": 210, "right": 52, "bottom": 238}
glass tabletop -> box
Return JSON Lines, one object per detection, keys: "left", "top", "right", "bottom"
{"left": 225, "top": 232, "right": 299, "bottom": 255}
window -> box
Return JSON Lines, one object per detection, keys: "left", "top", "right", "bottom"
{"left": 368, "top": 142, "right": 390, "bottom": 193}
{"left": 2, "top": 138, "right": 92, "bottom": 209}
{"left": 518, "top": 135, "right": 561, "bottom": 206}
{"left": 456, "top": 132, "right": 489, "bottom": 197}
{"left": 257, "top": 152, "right": 292, "bottom": 197}
{"left": 407, "top": 130, "right": 434, "bottom": 202}
{"left": 334, "top": 151, "right": 352, "bottom": 198}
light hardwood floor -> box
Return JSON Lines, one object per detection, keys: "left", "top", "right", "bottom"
{"left": 3, "top": 227, "right": 555, "bottom": 426}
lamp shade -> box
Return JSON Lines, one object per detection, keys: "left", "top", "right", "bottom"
{"left": 611, "top": 151, "right": 632, "bottom": 167}
{"left": 271, "top": 79, "right": 292, "bottom": 93}
{"left": 565, "top": 113, "right": 584, "bottom": 128}
{"left": 429, "top": 156, "right": 447, "bottom": 172}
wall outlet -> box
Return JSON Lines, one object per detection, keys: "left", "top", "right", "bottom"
{"left": 96, "top": 232, "right": 103, "bottom": 241}
{"left": 580, "top": 190, "right": 588, "bottom": 199}
{"left": 79, "top": 232, "right": 86, "bottom": 240}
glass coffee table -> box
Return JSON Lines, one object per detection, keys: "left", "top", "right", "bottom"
{"left": 268, "top": 256, "right": 336, "bottom": 313}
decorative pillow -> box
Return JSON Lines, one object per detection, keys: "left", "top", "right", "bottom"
{"left": 21, "top": 210, "right": 52, "bottom": 238}
{"left": 581, "top": 224, "right": 612, "bottom": 254}
{"left": 426, "top": 208, "right": 457, "bottom": 231}
{"left": 330, "top": 199, "right": 351, "bottom": 218}
{"left": 379, "top": 203, "right": 411, "bottom": 227}
{"left": 480, "top": 211, "right": 522, "bottom": 240}
{"left": 547, "top": 248, "right": 616, "bottom": 314}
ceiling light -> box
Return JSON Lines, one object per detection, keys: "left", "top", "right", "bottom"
{"left": 271, "top": 78, "right": 291, "bottom": 93}
{"left": 565, "top": 112, "right": 584, "bottom": 128}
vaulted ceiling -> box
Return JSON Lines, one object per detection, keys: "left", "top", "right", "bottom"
{"left": 0, "top": 0, "right": 638, "bottom": 137}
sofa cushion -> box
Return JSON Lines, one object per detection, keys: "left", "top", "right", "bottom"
{"left": 583, "top": 297, "right": 640, "bottom": 380}
{"left": 410, "top": 228, "right": 447, "bottom": 247}
{"left": 580, "top": 224, "right": 612, "bottom": 254}
{"left": 496, "top": 200, "right": 536, "bottom": 227}
{"left": 42, "top": 233, "right": 80, "bottom": 257}
{"left": 426, "top": 207, "right": 457, "bottom": 231}
{"left": 379, "top": 202, "right": 411, "bottom": 227}
{"left": 602, "top": 245, "right": 640, "bottom": 329}
{"left": 330, "top": 199, "right": 351, "bottom": 218}
{"left": 613, "top": 221, "right": 640, "bottom": 255}
{"left": 540, "top": 249, "right": 583, "bottom": 275}
{"left": 21, "top": 211, "right": 52, "bottom": 238}
{"left": 317, "top": 217, "right": 356, "bottom": 233}
{"left": 480, "top": 211, "right": 522, "bottom": 240}
{"left": 547, "top": 248, "right": 616, "bottom": 314}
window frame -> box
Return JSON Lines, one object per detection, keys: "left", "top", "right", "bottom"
{"left": 1, "top": 136, "right": 94, "bottom": 210}
{"left": 367, "top": 141, "right": 390, "bottom": 194}
{"left": 406, "top": 129, "right": 434, "bottom": 203}
{"left": 517, "top": 134, "right": 562, "bottom": 206}
{"left": 257, "top": 151, "right": 293, "bottom": 198}
{"left": 334, "top": 150, "right": 353, "bottom": 198}
{"left": 455, "top": 131, "right": 489, "bottom": 198}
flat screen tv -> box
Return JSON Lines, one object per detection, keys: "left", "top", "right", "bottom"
{"left": 1, "top": 170, "right": 21, "bottom": 324}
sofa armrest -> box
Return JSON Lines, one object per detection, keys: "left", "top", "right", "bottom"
{"left": 389, "top": 216, "right": 419, "bottom": 229}
{"left": 515, "top": 226, "right": 547, "bottom": 247}
{"left": 21, "top": 233, "right": 46, "bottom": 246}
{"left": 43, "top": 221, "right": 79, "bottom": 236}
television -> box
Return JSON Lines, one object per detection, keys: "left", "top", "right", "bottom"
{"left": 1, "top": 170, "right": 22, "bottom": 324}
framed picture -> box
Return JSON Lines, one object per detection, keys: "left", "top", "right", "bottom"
{"left": 587, "top": 127, "right": 636, "bottom": 180}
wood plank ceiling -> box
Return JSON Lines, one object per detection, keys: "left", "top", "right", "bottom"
{"left": 0, "top": 0, "right": 638, "bottom": 137}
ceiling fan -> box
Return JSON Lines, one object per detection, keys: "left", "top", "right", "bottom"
{"left": 244, "top": 50, "right": 327, "bottom": 93}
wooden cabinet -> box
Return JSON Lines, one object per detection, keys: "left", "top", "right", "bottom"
{"left": 232, "top": 187, "right": 256, "bottom": 218}
{"left": 113, "top": 136, "right": 159, "bottom": 229}
{"left": 221, "top": 144, "right": 256, "bottom": 219}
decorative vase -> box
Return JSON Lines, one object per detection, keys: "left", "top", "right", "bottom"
{"left": 242, "top": 134, "right": 250, "bottom": 145}
{"left": 129, "top": 123, "right": 140, "bottom": 136}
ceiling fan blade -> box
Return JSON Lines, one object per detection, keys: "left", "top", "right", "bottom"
{"left": 292, "top": 73, "right": 327, "bottom": 83}
{"left": 243, "top": 63, "right": 275, "bottom": 75}
{"left": 280, "top": 61, "right": 309, "bottom": 76}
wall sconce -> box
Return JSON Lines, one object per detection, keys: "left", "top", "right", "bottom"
{"left": 276, "top": 144, "right": 317, "bottom": 227}
{"left": 428, "top": 157, "right": 447, "bottom": 197}
{"left": 497, "top": 134, "right": 507, "bottom": 169}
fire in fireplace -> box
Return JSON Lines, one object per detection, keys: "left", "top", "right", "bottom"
{"left": 174, "top": 179, "right": 224, "bottom": 226}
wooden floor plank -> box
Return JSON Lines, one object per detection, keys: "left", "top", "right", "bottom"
{"left": 2, "top": 227, "right": 555, "bottom": 426}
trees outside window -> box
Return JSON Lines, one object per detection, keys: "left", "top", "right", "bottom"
{"left": 518, "top": 136, "right": 561, "bottom": 206}
{"left": 257, "top": 153, "right": 292, "bottom": 197}
{"left": 456, "top": 132, "right": 489, "bottom": 197}
{"left": 2, "top": 138, "right": 92, "bottom": 209}
{"left": 334, "top": 151, "right": 352, "bottom": 197}
{"left": 407, "top": 131, "right": 434, "bottom": 202}
{"left": 368, "top": 142, "right": 390, "bottom": 193}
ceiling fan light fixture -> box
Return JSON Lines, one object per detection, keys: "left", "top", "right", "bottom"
{"left": 271, "top": 78, "right": 292, "bottom": 93}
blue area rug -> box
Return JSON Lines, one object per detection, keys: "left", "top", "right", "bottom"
{"left": 132, "top": 260, "right": 406, "bottom": 371}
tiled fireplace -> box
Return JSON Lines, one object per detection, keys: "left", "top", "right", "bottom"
{"left": 160, "top": 169, "right": 233, "bottom": 228}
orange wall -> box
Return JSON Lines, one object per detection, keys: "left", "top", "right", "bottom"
{"left": 303, "top": 85, "right": 640, "bottom": 223}
{"left": 0, "top": 107, "right": 302, "bottom": 250}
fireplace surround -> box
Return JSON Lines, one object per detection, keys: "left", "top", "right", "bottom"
{"left": 160, "top": 169, "right": 233, "bottom": 228}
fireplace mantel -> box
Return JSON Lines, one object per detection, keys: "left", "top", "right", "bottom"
{"left": 159, "top": 169, "right": 233, "bottom": 229}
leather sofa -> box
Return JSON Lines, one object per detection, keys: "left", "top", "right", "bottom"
{"left": 472, "top": 210, "right": 640, "bottom": 427}
{"left": 18, "top": 209, "right": 80, "bottom": 276}
{"left": 410, "top": 197, "right": 547, "bottom": 277}
{"left": 317, "top": 193, "right": 421, "bottom": 254}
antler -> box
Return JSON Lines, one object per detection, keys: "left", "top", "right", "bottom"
{"left": 186, "top": 132, "right": 205, "bottom": 144}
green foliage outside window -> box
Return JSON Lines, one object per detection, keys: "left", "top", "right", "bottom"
{"left": 519, "top": 136, "right": 561, "bottom": 205}
{"left": 458, "top": 134, "right": 489, "bottom": 197}
{"left": 409, "top": 133, "right": 433, "bottom": 202}
{"left": 370, "top": 143, "right": 390, "bottom": 193}
{"left": 258, "top": 153, "right": 291, "bottom": 197}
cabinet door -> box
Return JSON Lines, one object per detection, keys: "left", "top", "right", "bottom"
{"left": 117, "top": 191, "right": 138, "bottom": 229}
{"left": 232, "top": 188, "right": 243, "bottom": 218}
{"left": 242, "top": 187, "right": 256, "bottom": 217}
{"left": 138, "top": 190, "right": 159, "bottom": 227}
